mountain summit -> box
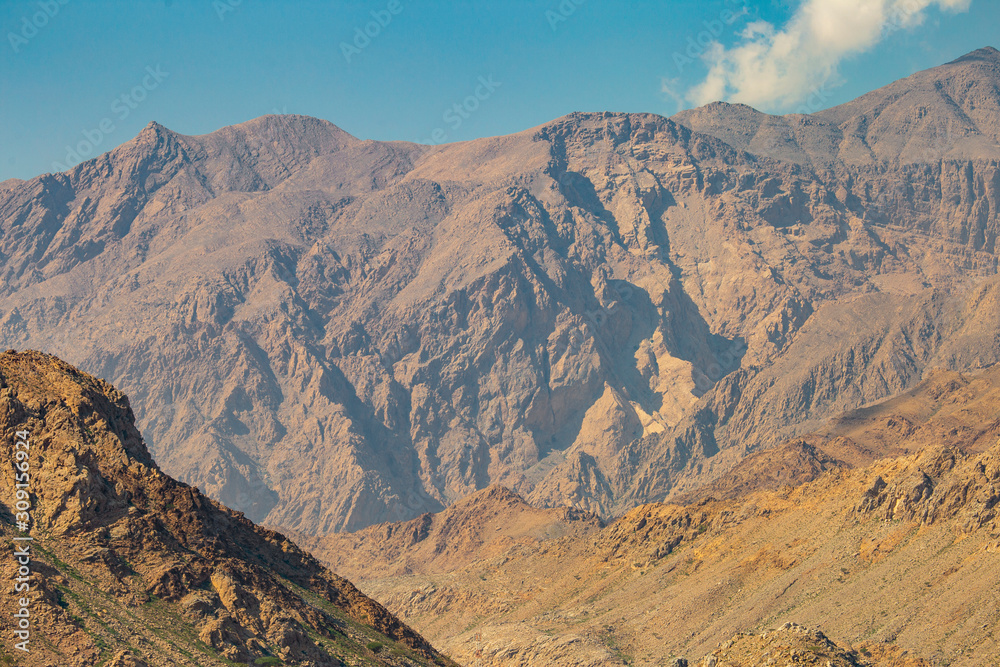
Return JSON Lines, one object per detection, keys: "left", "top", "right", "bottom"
{"left": 1, "top": 49, "right": 999, "bottom": 534}
{"left": 674, "top": 45, "right": 1000, "bottom": 165}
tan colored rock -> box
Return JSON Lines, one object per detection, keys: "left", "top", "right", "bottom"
{"left": 106, "top": 650, "right": 149, "bottom": 667}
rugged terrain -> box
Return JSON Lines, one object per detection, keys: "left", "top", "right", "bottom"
{"left": 0, "top": 350, "right": 456, "bottom": 667}
{"left": 2, "top": 48, "right": 1000, "bottom": 534}
{"left": 298, "top": 366, "right": 1000, "bottom": 666}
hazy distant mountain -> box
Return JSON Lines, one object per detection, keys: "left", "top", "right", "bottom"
{"left": 1, "top": 48, "right": 999, "bottom": 535}
{"left": 0, "top": 351, "right": 454, "bottom": 666}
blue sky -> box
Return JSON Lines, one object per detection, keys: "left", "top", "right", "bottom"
{"left": 1, "top": 0, "right": 997, "bottom": 181}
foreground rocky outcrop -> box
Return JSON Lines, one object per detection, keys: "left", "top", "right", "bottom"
{"left": 691, "top": 624, "right": 929, "bottom": 667}
{"left": 302, "top": 366, "right": 1000, "bottom": 666}
{"left": 0, "top": 350, "right": 455, "bottom": 667}
{"left": 2, "top": 50, "right": 1000, "bottom": 533}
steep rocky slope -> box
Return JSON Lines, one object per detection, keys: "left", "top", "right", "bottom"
{"left": 2, "top": 50, "right": 1000, "bottom": 533}
{"left": 302, "top": 366, "right": 1000, "bottom": 666}
{"left": 0, "top": 350, "right": 455, "bottom": 667}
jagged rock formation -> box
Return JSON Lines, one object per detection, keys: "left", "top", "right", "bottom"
{"left": 0, "top": 350, "right": 455, "bottom": 667}
{"left": 303, "top": 366, "right": 1000, "bottom": 666}
{"left": 692, "top": 624, "right": 929, "bottom": 667}
{"left": 2, "top": 50, "right": 1000, "bottom": 533}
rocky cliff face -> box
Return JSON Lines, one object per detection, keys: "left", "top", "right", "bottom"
{"left": 2, "top": 50, "right": 1000, "bottom": 533}
{"left": 0, "top": 351, "right": 455, "bottom": 667}
{"left": 304, "top": 366, "right": 1000, "bottom": 666}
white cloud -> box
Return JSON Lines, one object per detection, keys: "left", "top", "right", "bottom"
{"left": 685, "top": 0, "right": 973, "bottom": 112}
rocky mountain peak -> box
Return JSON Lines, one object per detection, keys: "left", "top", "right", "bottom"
{"left": 675, "top": 45, "right": 1000, "bottom": 165}
{"left": 139, "top": 119, "right": 171, "bottom": 134}
{"left": 947, "top": 44, "right": 1000, "bottom": 65}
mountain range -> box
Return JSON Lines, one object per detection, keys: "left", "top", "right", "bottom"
{"left": 1, "top": 47, "right": 999, "bottom": 541}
